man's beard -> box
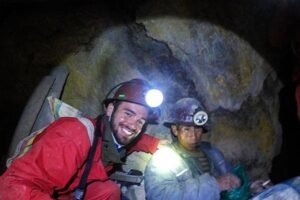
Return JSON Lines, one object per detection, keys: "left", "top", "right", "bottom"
{"left": 109, "top": 113, "right": 140, "bottom": 146}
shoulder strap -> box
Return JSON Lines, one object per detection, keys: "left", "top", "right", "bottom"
{"left": 74, "top": 115, "right": 104, "bottom": 200}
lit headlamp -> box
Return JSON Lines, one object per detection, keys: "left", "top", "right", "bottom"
{"left": 103, "top": 79, "right": 164, "bottom": 110}
{"left": 145, "top": 89, "right": 164, "bottom": 108}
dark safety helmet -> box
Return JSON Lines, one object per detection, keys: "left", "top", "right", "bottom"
{"left": 164, "top": 97, "right": 210, "bottom": 133}
{"left": 103, "top": 78, "right": 164, "bottom": 122}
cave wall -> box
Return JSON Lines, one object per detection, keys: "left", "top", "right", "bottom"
{"left": 60, "top": 0, "right": 282, "bottom": 181}
{"left": 0, "top": 0, "right": 288, "bottom": 185}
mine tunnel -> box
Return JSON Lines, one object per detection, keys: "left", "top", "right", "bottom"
{"left": 0, "top": 0, "right": 299, "bottom": 199}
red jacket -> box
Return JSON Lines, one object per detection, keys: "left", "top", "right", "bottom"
{"left": 0, "top": 117, "right": 159, "bottom": 200}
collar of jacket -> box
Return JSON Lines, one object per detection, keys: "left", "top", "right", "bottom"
{"left": 101, "top": 116, "right": 126, "bottom": 166}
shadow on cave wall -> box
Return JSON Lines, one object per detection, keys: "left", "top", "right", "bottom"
{"left": 0, "top": 0, "right": 298, "bottom": 181}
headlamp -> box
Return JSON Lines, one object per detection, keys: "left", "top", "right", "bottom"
{"left": 103, "top": 79, "right": 164, "bottom": 110}
{"left": 193, "top": 110, "right": 208, "bottom": 126}
{"left": 145, "top": 89, "right": 164, "bottom": 108}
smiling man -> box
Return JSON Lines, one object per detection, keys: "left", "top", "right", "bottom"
{"left": 0, "top": 78, "right": 164, "bottom": 200}
{"left": 107, "top": 101, "right": 148, "bottom": 146}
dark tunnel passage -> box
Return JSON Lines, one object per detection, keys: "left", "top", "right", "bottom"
{"left": 269, "top": 48, "right": 300, "bottom": 183}
{"left": 0, "top": 0, "right": 299, "bottom": 184}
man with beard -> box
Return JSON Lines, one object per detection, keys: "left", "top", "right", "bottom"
{"left": 144, "top": 97, "right": 240, "bottom": 200}
{"left": 0, "top": 78, "right": 165, "bottom": 200}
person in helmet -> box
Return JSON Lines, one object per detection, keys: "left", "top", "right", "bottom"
{"left": 0, "top": 78, "right": 166, "bottom": 200}
{"left": 144, "top": 97, "right": 241, "bottom": 200}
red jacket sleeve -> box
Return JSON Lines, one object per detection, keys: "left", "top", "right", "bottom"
{"left": 127, "top": 133, "right": 160, "bottom": 154}
{"left": 0, "top": 117, "right": 91, "bottom": 200}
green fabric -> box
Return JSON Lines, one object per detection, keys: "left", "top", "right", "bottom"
{"left": 221, "top": 164, "right": 250, "bottom": 200}
{"left": 101, "top": 117, "right": 126, "bottom": 166}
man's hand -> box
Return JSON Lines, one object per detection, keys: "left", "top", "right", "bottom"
{"left": 216, "top": 173, "right": 241, "bottom": 191}
{"left": 157, "top": 139, "right": 171, "bottom": 149}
